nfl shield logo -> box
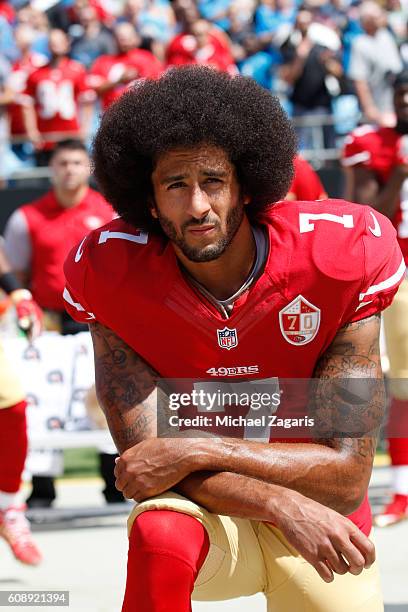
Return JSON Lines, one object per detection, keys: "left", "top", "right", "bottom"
{"left": 279, "top": 295, "right": 320, "bottom": 346}
{"left": 217, "top": 327, "right": 238, "bottom": 350}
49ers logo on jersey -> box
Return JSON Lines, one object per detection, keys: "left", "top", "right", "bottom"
{"left": 279, "top": 295, "right": 320, "bottom": 346}
{"left": 217, "top": 327, "right": 238, "bottom": 350}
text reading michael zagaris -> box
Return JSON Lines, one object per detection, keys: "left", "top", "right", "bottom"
{"left": 167, "top": 414, "right": 315, "bottom": 429}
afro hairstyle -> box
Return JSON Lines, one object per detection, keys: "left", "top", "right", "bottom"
{"left": 93, "top": 66, "right": 297, "bottom": 233}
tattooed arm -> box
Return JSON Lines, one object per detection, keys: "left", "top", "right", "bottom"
{"left": 90, "top": 320, "right": 327, "bottom": 520}
{"left": 111, "top": 314, "right": 382, "bottom": 515}
{"left": 174, "top": 314, "right": 383, "bottom": 515}
{"left": 176, "top": 314, "right": 383, "bottom": 514}
{"left": 89, "top": 321, "right": 158, "bottom": 452}
{"left": 92, "top": 320, "right": 375, "bottom": 582}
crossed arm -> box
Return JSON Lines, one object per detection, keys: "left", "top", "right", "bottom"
{"left": 90, "top": 313, "right": 382, "bottom": 514}
{"left": 89, "top": 315, "right": 381, "bottom": 581}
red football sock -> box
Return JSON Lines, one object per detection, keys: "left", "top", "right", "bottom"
{"left": 388, "top": 438, "right": 408, "bottom": 465}
{"left": 122, "top": 510, "right": 210, "bottom": 612}
{"left": 387, "top": 399, "right": 408, "bottom": 465}
{"left": 0, "top": 401, "right": 28, "bottom": 493}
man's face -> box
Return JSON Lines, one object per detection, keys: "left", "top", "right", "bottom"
{"left": 394, "top": 84, "right": 408, "bottom": 124}
{"left": 115, "top": 24, "right": 139, "bottom": 53}
{"left": 191, "top": 20, "right": 210, "bottom": 48}
{"left": 48, "top": 29, "right": 70, "bottom": 57}
{"left": 296, "top": 10, "right": 312, "bottom": 35}
{"left": 151, "top": 145, "right": 247, "bottom": 263}
{"left": 51, "top": 149, "right": 90, "bottom": 192}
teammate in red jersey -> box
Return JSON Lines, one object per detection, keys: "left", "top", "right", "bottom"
{"left": 64, "top": 67, "right": 405, "bottom": 611}
{"left": 7, "top": 24, "right": 47, "bottom": 162}
{"left": 88, "top": 22, "right": 162, "bottom": 112}
{"left": 0, "top": 244, "right": 42, "bottom": 566}
{"left": 21, "top": 29, "right": 95, "bottom": 165}
{"left": 4, "top": 139, "right": 116, "bottom": 507}
{"left": 286, "top": 155, "right": 327, "bottom": 200}
{"left": 342, "top": 70, "right": 408, "bottom": 527}
{"left": 4, "top": 139, "right": 113, "bottom": 316}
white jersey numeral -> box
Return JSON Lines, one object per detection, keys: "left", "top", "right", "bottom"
{"left": 299, "top": 213, "right": 354, "bottom": 233}
{"left": 193, "top": 377, "right": 280, "bottom": 442}
{"left": 36, "top": 80, "right": 76, "bottom": 120}
{"left": 98, "top": 230, "right": 149, "bottom": 245}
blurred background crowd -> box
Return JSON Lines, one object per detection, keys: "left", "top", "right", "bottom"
{"left": 0, "top": 0, "right": 407, "bottom": 180}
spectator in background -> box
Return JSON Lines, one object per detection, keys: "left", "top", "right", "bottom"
{"left": 189, "top": 19, "right": 236, "bottom": 71}
{"left": 385, "top": 0, "right": 407, "bottom": 46}
{"left": 15, "top": 6, "right": 50, "bottom": 58}
{"left": 226, "top": 1, "right": 254, "bottom": 58}
{"left": 169, "top": 0, "right": 235, "bottom": 65}
{"left": 224, "top": 0, "right": 256, "bottom": 39}
{"left": 384, "top": 0, "right": 408, "bottom": 69}
{"left": 69, "top": 2, "right": 116, "bottom": 69}
{"left": 227, "top": 0, "right": 283, "bottom": 86}
{"left": 166, "top": 7, "right": 235, "bottom": 72}
{"left": 280, "top": 8, "right": 344, "bottom": 149}
{"left": 348, "top": 1, "right": 402, "bottom": 126}
{"left": 66, "top": 0, "right": 113, "bottom": 30}
{"left": 254, "top": 0, "right": 296, "bottom": 38}
{"left": 0, "top": 14, "right": 18, "bottom": 62}
{"left": 88, "top": 22, "right": 162, "bottom": 112}
{"left": 21, "top": 28, "right": 95, "bottom": 166}
{"left": 0, "top": 1, "right": 15, "bottom": 25}
{"left": 285, "top": 154, "right": 327, "bottom": 200}
{"left": 121, "top": 0, "right": 176, "bottom": 62}
{"left": 3, "top": 139, "right": 117, "bottom": 507}
{"left": 399, "top": 19, "right": 408, "bottom": 68}
{"left": 236, "top": 33, "right": 275, "bottom": 89}
{"left": 0, "top": 243, "right": 42, "bottom": 565}
{"left": 7, "top": 24, "right": 48, "bottom": 163}
{"left": 197, "top": 0, "right": 231, "bottom": 30}
{"left": 0, "top": 53, "right": 15, "bottom": 187}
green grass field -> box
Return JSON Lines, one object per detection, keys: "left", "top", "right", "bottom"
{"left": 63, "top": 448, "right": 99, "bottom": 478}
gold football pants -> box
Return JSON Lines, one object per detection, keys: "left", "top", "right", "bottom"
{"left": 128, "top": 491, "right": 383, "bottom": 612}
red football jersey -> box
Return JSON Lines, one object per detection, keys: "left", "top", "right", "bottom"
{"left": 0, "top": 1, "right": 14, "bottom": 24}
{"left": 88, "top": 50, "right": 163, "bottom": 111}
{"left": 166, "top": 33, "right": 236, "bottom": 73}
{"left": 64, "top": 199, "right": 405, "bottom": 534}
{"left": 8, "top": 53, "right": 48, "bottom": 135}
{"left": 22, "top": 188, "right": 114, "bottom": 311}
{"left": 342, "top": 125, "right": 408, "bottom": 263}
{"left": 22, "top": 58, "right": 95, "bottom": 149}
{"left": 67, "top": 0, "right": 112, "bottom": 25}
{"left": 287, "top": 155, "right": 327, "bottom": 201}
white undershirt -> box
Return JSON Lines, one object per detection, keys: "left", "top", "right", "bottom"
{"left": 185, "top": 225, "right": 269, "bottom": 319}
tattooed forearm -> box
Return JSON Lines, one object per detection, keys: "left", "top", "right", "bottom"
{"left": 312, "top": 314, "right": 384, "bottom": 460}
{"left": 89, "top": 321, "right": 159, "bottom": 452}
{"left": 116, "top": 414, "right": 152, "bottom": 444}
{"left": 339, "top": 437, "right": 377, "bottom": 459}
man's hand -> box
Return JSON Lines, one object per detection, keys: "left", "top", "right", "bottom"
{"left": 10, "top": 289, "right": 43, "bottom": 341}
{"left": 297, "top": 36, "right": 312, "bottom": 59}
{"left": 114, "top": 438, "right": 198, "bottom": 501}
{"left": 27, "top": 130, "right": 44, "bottom": 150}
{"left": 274, "top": 489, "right": 375, "bottom": 583}
{"left": 114, "top": 438, "right": 376, "bottom": 583}
{"left": 119, "top": 67, "right": 139, "bottom": 84}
